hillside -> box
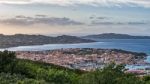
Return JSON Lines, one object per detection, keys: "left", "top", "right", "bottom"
{"left": 0, "top": 34, "right": 95, "bottom": 48}
{"left": 0, "top": 50, "right": 150, "bottom": 84}
{"left": 16, "top": 48, "right": 147, "bottom": 71}
{"left": 83, "top": 33, "right": 150, "bottom": 39}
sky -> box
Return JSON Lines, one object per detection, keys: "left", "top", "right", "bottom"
{"left": 0, "top": 0, "right": 150, "bottom": 36}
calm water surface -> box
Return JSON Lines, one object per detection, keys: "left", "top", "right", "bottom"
{"left": 1, "top": 39, "right": 149, "bottom": 53}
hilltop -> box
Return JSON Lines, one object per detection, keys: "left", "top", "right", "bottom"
{"left": 82, "top": 33, "right": 150, "bottom": 39}
{"left": 0, "top": 34, "right": 95, "bottom": 48}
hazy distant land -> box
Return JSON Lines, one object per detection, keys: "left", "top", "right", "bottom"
{"left": 83, "top": 33, "right": 150, "bottom": 39}
{"left": 0, "top": 34, "right": 95, "bottom": 48}
{"left": 1, "top": 33, "right": 150, "bottom": 48}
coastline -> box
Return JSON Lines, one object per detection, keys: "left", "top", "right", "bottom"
{"left": 0, "top": 39, "right": 150, "bottom": 72}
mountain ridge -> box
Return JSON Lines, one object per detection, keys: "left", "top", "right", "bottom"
{"left": 82, "top": 33, "right": 150, "bottom": 39}
{"left": 0, "top": 34, "right": 95, "bottom": 48}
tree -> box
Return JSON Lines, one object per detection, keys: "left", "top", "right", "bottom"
{"left": 0, "top": 50, "right": 16, "bottom": 73}
{"left": 78, "top": 63, "right": 143, "bottom": 84}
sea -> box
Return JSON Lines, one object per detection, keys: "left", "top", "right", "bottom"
{"left": 0, "top": 39, "right": 150, "bottom": 70}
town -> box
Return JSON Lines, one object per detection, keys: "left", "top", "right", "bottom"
{"left": 16, "top": 48, "right": 147, "bottom": 71}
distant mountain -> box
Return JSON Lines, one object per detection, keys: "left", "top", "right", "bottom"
{"left": 82, "top": 33, "right": 150, "bottom": 39}
{"left": 0, "top": 34, "right": 95, "bottom": 48}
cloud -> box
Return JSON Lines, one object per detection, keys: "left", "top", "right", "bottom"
{"left": 0, "top": 0, "right": 150, "bottom": 8}
{"left": 89, "top": 15, "right": 110, "bottom": 20}
{"left": 91, "top": 21, "right": 148, "bottom": 26}
{"left": 97, "top": 17, "right": 109, "bottom": 19}
{"left": 0, "top": 15, "right": 84, "bottom": 26}
{"left": 127, "top": 22, "right": 147, "bottom": 25}
{"left": 0, "top": 15, "right": 148, "bottom": 27}
{"left": 35, "top": 14, "right": 48, "bottom": 17}
{"left": 91, "top": 21, "right": 114, "bottom": 25}
{"left": 89, "top": 15, "right": 149, "bottom": 26}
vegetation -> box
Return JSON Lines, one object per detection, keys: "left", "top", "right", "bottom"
{"left": 0, "top": 34, "right": 95, "bottom": 48}
{"left": 0, "top": 50, "right": 150, "bottom": 84}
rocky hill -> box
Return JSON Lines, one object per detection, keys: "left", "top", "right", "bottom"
{"left": 0, "top": 34, "right": 95, "bottom": 48}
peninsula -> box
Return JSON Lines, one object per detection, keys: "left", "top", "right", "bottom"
{"left": 83, "top": 33, "right": 150, "bottom": 39}
{"left": 0, "top": 34, "right": 95, "bottom": 48}
{"left": 16, "top": 48, "right": 147, "bottom": 71}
